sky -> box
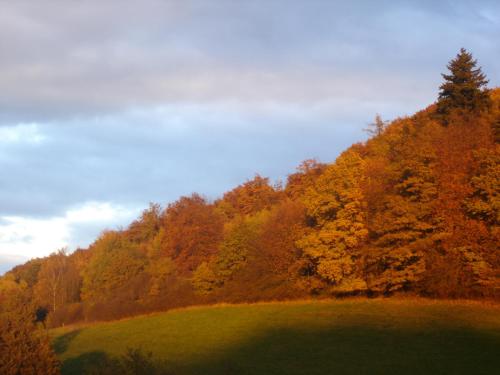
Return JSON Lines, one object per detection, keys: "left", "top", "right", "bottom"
{"left": 1, "top": 0, "right": 499, "bottom": 274}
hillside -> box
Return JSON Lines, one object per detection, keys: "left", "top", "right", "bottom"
{"left": 53, "top": 299, "right": 500, "bottom": 375}
{"left": 1, "top": 50, "right": 499, "bottom": 330}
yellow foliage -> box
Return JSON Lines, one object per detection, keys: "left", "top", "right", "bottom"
{"left": 297, "top": 149, "right": 367, "bottom": 286}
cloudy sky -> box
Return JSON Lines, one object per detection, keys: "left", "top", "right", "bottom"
{"left": 1, "top": 0, "right": 499, "bottom": 274}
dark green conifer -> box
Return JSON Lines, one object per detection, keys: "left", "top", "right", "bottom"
{"left": 437, "top": 48, "right": 490, "bottom": 118}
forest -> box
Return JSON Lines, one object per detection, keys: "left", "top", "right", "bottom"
{"left": 0, "top": 49, "right": 499, "bottom": 373}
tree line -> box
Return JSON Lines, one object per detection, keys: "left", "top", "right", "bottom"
{"left": 1, "top": 48, "right": 499, "bottom": 374}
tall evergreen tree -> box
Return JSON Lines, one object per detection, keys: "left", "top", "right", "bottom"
{"left": 437, "top": 48, "right": 490, "bottom": 118}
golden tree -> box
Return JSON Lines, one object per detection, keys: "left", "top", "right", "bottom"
{"left": 297, "top": 149, "right": 368, "bottom": 292}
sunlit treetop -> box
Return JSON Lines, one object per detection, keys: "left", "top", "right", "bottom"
{"left": 437, "top": 48, "right": 491, "bottom": 118}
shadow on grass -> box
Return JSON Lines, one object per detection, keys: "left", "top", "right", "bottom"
{"left": 61, "top": 351, "right": 109, "bottom": 374}
{"left": 53, "top": 329, "right": 81, "bottom": 355}
{"left": 61, "top": 325, "right": 500, "bottom": 375}
{"left": 61, "top": 348, "right": 175, "bottom": 375}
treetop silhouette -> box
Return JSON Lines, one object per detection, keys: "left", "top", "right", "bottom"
{"left": 437, "top": 48, "right": 490, "bottom": 118}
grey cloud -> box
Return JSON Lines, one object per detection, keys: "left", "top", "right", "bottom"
{"left": 0, "top": 101, "right": 378, "bottom": 218}
{"left": 0, "top": 1, "right": 498, "bottom": 124}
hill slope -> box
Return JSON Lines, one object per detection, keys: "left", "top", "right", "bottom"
{"left": 6, "top": 87, "right": 498, "bottom": 327}
{"left": 53, "top": 299, "right": 500, "bottom": 375}
{"left": 3, "top": 54, "right": 499, "bottom": 328}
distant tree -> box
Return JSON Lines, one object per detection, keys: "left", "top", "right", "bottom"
{"left": 146, "top": 256, "right": 175, "bottom": 297}
{"left": 126, "top": 203, "right": 162, "bottom": 244}
{"left": 297, "top": 149, "right": 368, "bottom": 292}
{"left": 217, "top": 175, "right": 282, "bottom": 218}
{"left": 191, "top": 212, "right": 266, "bottom": 293}
{"left": 366, "top": 117, "right": 446, "bottom": 294}
{"left": 9, "top": 259, "right": 42, "bottom": 288}
{"left": 464, "top": 146, "right": 500, "bottom": 225}
{"left": 34, "top": 249, "right": 70, "bottom": 314}
{"left": 285, "top": 159, "right": 326, "bottom": 200}
{"left": 191, "top": 261, "right": 220, "bottom": 294}
{"left": 162, "top": 194, "right": 224, "bottom": 273}
{"left": 364, "top": 114, "right": 388, "bottom": 137}
{"left": 257, "top": 199, "right": 307, "bottom": 275}
{"left": 493, "top": 116, "right": 500, "bottom": 143}
{"left": 145, "top": 228, "right": 166, "bottom": 259}
{"left": 215, "top": 214, "right": 264, "bottom": 279}
{"left": 437, "top": 48, "right": 490, "bottom": 118}
{"left": 0, "top": 287, "right": 60, "bottom": 375}
{"left": 455, "top": 246, "right": 497, "bottom": 295}
{"left": 81, "top": 231, "right": 146, "bottom": 302}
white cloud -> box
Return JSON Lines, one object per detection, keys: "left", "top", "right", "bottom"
{"left": 0, "top": 201, "right": 140, "bottom": 265}
{"left": 65, "top": 201, "right": 136, "bottom": 224}
{"left": 0, "top": 123, "right": 46, "bottom": 144}
{"left": 0, "top": 216, "right": 67, "bottom": 260}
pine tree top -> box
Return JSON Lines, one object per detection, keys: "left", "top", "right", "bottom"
{"left": 437, "top": 48, "right": 490, "bottom": 117}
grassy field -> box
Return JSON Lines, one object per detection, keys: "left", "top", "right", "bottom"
{"left": 52, "top": 298, "right": 500, "bottom": 375}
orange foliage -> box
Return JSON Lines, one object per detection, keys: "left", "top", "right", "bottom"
{"left": 217, "top": 175, "right": 282, "bottom": 218}
{"left": 162, "top": 194, "right": 224, "bottom": 273}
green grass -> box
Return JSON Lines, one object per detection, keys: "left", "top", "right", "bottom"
{"left": 52, "top": 299, "right": 500, "bottom": 375}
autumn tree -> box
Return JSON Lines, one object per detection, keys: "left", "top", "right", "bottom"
{"left": 0, "top": 284, "right": 60, "bottom": 375}
{"left": 257, "top": 200, "right": 307, "bottom": 276}
{"left": 191, "top": 261, "right": 220, "bottom": 294}
{"left": 366, "top": 117, "right": 445, "bottom": 294}
{"left": 44, "top": 250, "right": 68, "bottom": 313}
{"left": 9, "top": 259, "right": 42, "bottom": 288}
{"left": 217, "top": 175, "right": 282, "bottom": 218}
{"left": 493, "top": 116, "right": 500, "bottom": 143}
{"left": 162, "top": 194, "right": 224, "bottom": 273}
{"left": 460, "top": 145, "right": 500, "bottom": 295}
{"left": 220, "top": 214, "right": 265, "bottom": 275}
{"left": 285, "top": 159, "right": 326, "bottom": 200}
{"left": 429, "top": 98, "right": 497, "bottom": 297}
{"left": 34, "top": 249, "right": 81, "bottom": 315}
{"left": 437, "top": 48, "right": 490, "bottom": 118}
{"left": 192, "top": 212, "right": 266, "bottom": 294}
{"left": 126, "top": 203, "right": 162, "bottom": 244}
{"left": 146, "top": 256, "right": 175, "bottom": 297}
{"left": 125, "top": 203, "right": 166, "bottom": 260}
{"left": 236, "top": 199, "right": 310, "bottom": 297}
{"left": 464, "top": 146, "right": 500, "bottom": 225}
{"left": 81, "top": 231, "right": 146, "bottom": 302}
{"left": 297, "top": 149, "right": 368, "bottom": 293}
{"left": 364, "top": 114, "right": 388, "bottom": 137}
